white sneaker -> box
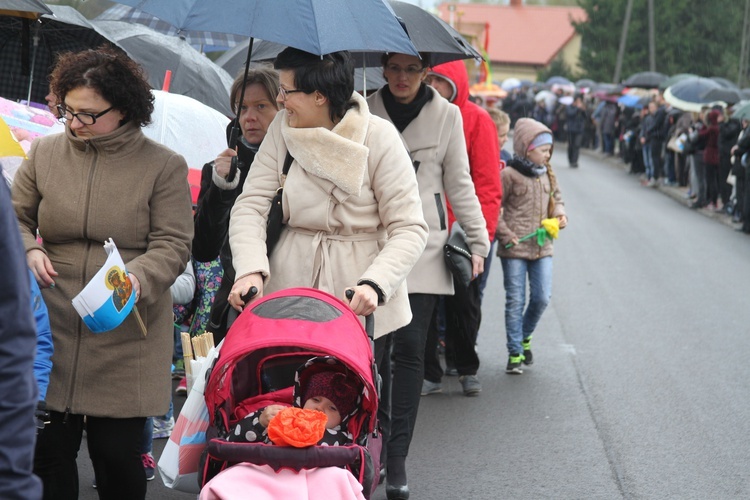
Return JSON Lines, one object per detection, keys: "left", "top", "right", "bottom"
{"left": 153, "top": 416, "right": 175, "bottom": 439}
{"left": 421, "top": 380, "right": 442, "bottom": 396}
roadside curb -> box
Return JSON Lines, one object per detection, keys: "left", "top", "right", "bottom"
{"left": 581, "top": 148, "right": 743, "bottom": 231}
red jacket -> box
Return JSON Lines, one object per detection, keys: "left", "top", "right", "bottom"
{"left": 431, "top": 60, "right": 502, "bottom": 242}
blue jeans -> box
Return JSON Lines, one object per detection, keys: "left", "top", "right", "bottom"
{"left": 501, "top": 257, "right": 553, "bottom": 355}
{"left": 642, "top": 143, "right": 654, "bottom": 180}
{"left": 141, "top": 418, "right": 153, "bottom": 455}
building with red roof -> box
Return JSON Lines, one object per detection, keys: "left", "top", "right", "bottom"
{"left": 437, "top": 1, "right": 587, "bottom": 82}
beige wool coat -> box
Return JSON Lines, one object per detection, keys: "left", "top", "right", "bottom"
{"left": 368, "top": 86, "right": 490, "bottom": 295}
{"left": 12, "top": 122, "right": 193, "bottom": 418}
{"left": 229, "top": 92, "right": 428, "bottom": 339}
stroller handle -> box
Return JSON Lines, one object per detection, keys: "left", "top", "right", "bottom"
{"left": 345, "top": 289, "right": 374, "bottom": 341}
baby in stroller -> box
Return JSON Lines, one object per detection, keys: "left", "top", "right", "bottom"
{"left": 227, "top": 359, "right": 361, "bottom": 447}
{"left": 200, "top": 288, "right": 380, "bottom": 500}
{"left": 201, "top": 356, "right": 371, "bottom": 500}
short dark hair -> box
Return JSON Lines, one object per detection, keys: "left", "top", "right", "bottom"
{"left": 230, "top": 64, "right": 280, "bottom": 116}
{"left": 50, "top": 46, "right": 154, "bottom": 127}
{"left": 274, "top": 48, "right": 356, "bottom": 123}
{"left": 380, "top": 52, "right": 432, "bottom": 69}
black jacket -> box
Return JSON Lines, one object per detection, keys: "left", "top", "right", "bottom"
{"left": 192, "top": 120, "right": 257, "bottom": 341}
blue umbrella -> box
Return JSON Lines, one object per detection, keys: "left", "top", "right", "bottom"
{"left": 110, "top": 0, "right": 418, "bottom": 57}
{"left": 663, "top": 77, "right": 723, "bottom": 112}
{"left": 96, "top": 4, "right": 248, "bottom": 51}
{"left": 546, "top": 76, "right": 572, "bottom": 86}
{"left": 709, "top": 76, "right": 739, "bottom": 90}
{"left": 617, "top": 94, "right": 649, "bottom": 109}
{"left": 112, "top": 0, "right": 418, "bottom": 181}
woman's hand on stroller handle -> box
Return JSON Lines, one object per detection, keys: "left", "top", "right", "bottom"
{"left": 344, "top": 286, "right": 377, "bottom": 316}
{"left": 229, "top": 273, "right": 263, "bottom": 311}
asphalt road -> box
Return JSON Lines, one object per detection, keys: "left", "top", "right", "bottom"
{"left": 77, "top": 147, "right": 750, "bottom": 499}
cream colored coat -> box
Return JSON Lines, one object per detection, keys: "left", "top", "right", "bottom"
{"left": 229, "top": 92, "right": 428, "bottom": 338}
{"left": 368, "top": 86, "right": 490, "bottom": 295}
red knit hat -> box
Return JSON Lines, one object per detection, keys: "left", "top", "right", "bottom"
{"left": 302, "top": 371, "right": 359, "bottom": 418}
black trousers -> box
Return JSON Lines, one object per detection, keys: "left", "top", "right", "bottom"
{"left": 567, "top": 132, "right": 583, "bottom": 166}
{"left": 424, "top": 277, "right": 482, "bottom": 382}
{"left": 34, "top": 412, "right": 147, "bottom": 500}
{"left": 377, "top": 294, "right": 437, "bottom": 460}
{"left": 651, "top": 139, "right": 665, "bottom": 179}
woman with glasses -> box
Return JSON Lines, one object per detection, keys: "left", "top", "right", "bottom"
{"left": 192, "top": 66, "right": 281, "bottom": 344}
{"left": 227, "top": 47, "right": 427, "bottom": 361}
{"left": 367, "top": 53, "right": 490, "bottom": 500}
{"left": 12, "top": 47, "right": 192, "bottom": 500}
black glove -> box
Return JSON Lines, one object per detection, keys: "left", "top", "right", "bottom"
{"left": 35, "top": 400, "right": 50, "bottom": 435}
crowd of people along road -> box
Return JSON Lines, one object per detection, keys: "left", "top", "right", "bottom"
{"left": 502, "top": 82, "right": 750, "bottom": 234}
{"left": 4, "top": 47, "right": 574, "bottom": 500}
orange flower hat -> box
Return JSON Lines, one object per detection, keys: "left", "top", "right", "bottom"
{"left": 267, "top": 407, "right": 328, "bottom": 447}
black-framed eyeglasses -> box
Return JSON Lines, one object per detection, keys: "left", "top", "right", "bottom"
{"left": 278, "top": 86, "right": 305, "bottom": 101}
{"left": 56, "top": 104, "right": 114, "bottom": 125}
{"left": 384, "top": 64, "right": 426, "bottom": 76}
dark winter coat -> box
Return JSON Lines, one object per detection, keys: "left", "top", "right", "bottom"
{"left": 698, "top": 111, "right": 721, "bottom": 166}
{"left": 192, "top": 120, "right": 256, "bottom": 339}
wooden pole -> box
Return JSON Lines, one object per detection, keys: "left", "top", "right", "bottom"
{"left": 613, "top": 0, "right": 635, "bottom": 84}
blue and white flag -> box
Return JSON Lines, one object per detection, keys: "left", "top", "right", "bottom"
{"left": 72, "top": 238, "right": 135, "bottom": 333}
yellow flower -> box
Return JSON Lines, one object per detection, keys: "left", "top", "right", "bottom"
{"left": 541, "top": 218, "right": 560, "bottom": 239}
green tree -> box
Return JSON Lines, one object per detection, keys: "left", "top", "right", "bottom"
{"left": 574, "top": 0, "right": 744, "bottom": 84}
{"left": 537, "top": 55, "right": 576, "bottom": 82}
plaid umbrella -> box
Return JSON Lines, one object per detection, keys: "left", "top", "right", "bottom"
{"left": 0, "top": 5, "right": 119, "bottom": 104}
{"left": 0, "top": 0, "right": 51, "bottom": 19}
{"left": 95, "top": 4, "right": 248, "bottom": 51}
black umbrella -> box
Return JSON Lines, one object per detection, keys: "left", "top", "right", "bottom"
{"left": 384, "top": 0, "right": 481, "bottom": 66}
{"left": 741, "top": 88, "right": 750, "bottom": 100}
{"left": 622, "top": 71, "right": 667, "bottom": 89}
{"left": 663, "top": 77, "right": 723, "bottom": 112}
{"left": 658, "top": 73, "right": 698, "bottom": 91}
{"left": 700, "top": 87, "right": 743, "bottom": 105}
{"left": 0, "top": 5, "right": 120, "bottom": 104}
{"left": 92, "top": 20, "right": 234, "bottom": 116}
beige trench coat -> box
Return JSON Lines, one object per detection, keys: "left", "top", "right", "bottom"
{"left": 368, "top": 86, "right": 490, "bottom": 295}
{"left": 229, "top": 92, "right": 428, "bottom": 338}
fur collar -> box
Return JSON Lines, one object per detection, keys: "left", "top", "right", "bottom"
{"left": 281, "top": 92, "right": 370, "bottom": 196}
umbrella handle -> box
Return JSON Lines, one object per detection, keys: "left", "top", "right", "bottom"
{"left": 226, "top": 38, "right": 255, "bottom": 184}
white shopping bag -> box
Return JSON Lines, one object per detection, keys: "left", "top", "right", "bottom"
{"left": 158, "top": 342, "right": 222, "bottom": 493}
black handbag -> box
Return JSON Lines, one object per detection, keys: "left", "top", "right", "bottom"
{"left": 266, "top": 151, "right": 293, "bottom": 255}
{"left": 443, "top": 222, "right": 473, "bottom": 289}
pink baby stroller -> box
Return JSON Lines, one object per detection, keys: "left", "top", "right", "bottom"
{"left": 200, "top": 287, "right": 381, "bottom": 498}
